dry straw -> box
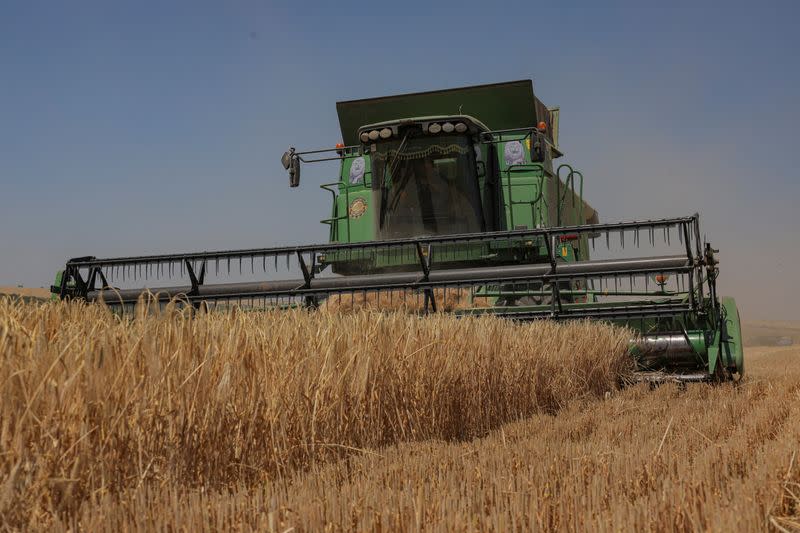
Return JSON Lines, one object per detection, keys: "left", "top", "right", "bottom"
{"left": 0, "top": 297, "right": 631, "bottom": 528}
{"left": 318, "top": 287, "right": 491, "bottom": 312}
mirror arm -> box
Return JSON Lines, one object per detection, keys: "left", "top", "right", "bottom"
{"left": 281, "top": 143, "right": 362, "bottom": 188}
{"left": 293, "top": 144, "right": 361, "bottom": 157}
{"left": 298, "top": 155, "right": 348, "bottom": 164}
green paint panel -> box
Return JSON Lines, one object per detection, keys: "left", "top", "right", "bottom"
{"left": 333, "top": 190, "right": 373, "bottom": 244}
{"left": 721, "top": 296, "right": 745, "bottom": 376}
{"left": 50, "top": 270, "right": 64, "bottom": 300}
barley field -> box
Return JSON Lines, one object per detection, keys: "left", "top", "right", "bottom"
{"left": 1, "top": 299, "right": 798, "bottom": 531}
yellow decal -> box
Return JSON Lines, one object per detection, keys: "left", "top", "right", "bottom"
{"left": 561, "top": 247, "right": 568, "bottom": 258}
{"left": 348, "top": 197, "right": 367, "bottom": 219}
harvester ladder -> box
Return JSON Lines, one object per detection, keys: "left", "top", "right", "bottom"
{"left": 502, "top": 163, "right": 546, "bottom": 230}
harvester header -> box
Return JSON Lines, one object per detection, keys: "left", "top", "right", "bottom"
{"left": 52, "top": 79, "right": 744, "bottom": 383}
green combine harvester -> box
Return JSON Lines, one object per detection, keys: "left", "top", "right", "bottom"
{"left": 52, "top": 80, "right": 743, "bottom": 382}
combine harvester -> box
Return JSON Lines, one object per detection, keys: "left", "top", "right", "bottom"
{"left": 51, "top": 80, "right": 743, "bottom": 382}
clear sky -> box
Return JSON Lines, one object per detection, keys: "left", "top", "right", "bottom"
{"left": 1, "top": 1, "right": 798, "bottom": 320}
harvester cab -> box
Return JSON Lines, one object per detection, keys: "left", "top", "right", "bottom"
{"left": 282, "top": 82, "right": 591, "bottom": 280}
{"left": 52, "top": 80, "right": 744, "bottom": 383}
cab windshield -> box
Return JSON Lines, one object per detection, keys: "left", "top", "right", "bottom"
{"left": 372, "top": 135, "right": 483, "bottom": 239}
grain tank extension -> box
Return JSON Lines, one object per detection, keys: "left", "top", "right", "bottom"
{"left": 52, "top": 80, "right": 744, "bottom": 382}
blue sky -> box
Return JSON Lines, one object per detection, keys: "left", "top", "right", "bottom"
{"left": 1, "top": 1, "right": 798, "bottom": 319}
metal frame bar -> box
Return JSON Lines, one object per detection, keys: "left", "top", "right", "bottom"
{"left": 85, "top": 255, "right": 692, "bottom": 305}
{"left": 293, "top": 144, "right": 362, "bottom": 163}
{"left": 478, "top": 126, "right": 563, "bottom": 158}
{"left": 58, "top": 214, "right": 716, "bottom": 326}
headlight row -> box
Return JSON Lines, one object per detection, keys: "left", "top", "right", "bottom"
{"left": 359, "top": 121, "right": 468, "bottom": 143}
{"left": 428, "top": 122, "right": 467, "bottom": 134}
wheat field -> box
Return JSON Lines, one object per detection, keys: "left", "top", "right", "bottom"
{"left": 0, "top": 298, "right": 631, "bottom": 530}
{"left": 70, "top": 348, "right": 800, "bottom": 533}
{"left": 0, "top": 299, "right": 798, "bottom": 531}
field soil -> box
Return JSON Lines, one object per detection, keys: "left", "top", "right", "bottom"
{"left": 743, "top": 320, "right": 800, "bottom": 347}
{"left": 1, "top": 300, "right": 798, "bottom": 531}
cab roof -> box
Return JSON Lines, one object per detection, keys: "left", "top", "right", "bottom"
{"left": 336, "top": 80, "right": 553, "bottom": 146}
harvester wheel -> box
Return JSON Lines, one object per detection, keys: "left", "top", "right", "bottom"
{"left": 720, "top": 296, "right": 745, "bottom": 380}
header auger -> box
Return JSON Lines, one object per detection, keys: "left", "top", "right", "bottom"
{"left": 52, "top": 80, "right": 744, "bottom": 382}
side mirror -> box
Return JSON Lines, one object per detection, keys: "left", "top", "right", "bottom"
{"left": 530, "top": 134, "right": 544, "bottom": 163}
{"left": 530, "top": 131, "right": 552, "bottom": 165}
{"left": 281, "top": 148, "right": 301, "bottom": 187}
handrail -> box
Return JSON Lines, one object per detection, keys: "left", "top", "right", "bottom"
{"left": 556, "top": 164, "right": 584, "bottom": 226}
{"left": 319, "top": 182, "right": 349, "bottom": 242}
